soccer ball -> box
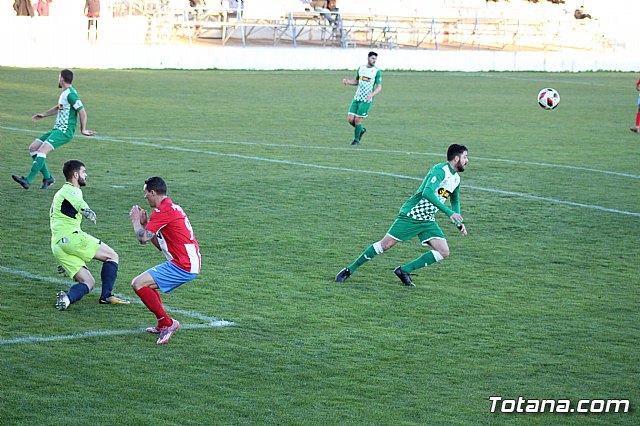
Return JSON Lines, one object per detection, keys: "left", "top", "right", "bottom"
{"left": 538, "top": 88, "right": 560, "bottom": 110}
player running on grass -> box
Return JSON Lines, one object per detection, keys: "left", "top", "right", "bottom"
{"left": 53, "top": 160, "right": 129, "bottom": 310}
{"left": 343, "top": 51, "right": 382, "bottom": 145}
{"left": 12, "top": 69, "right": 96, "bottom": 190}
{"left": 129, "top": 176, "right": 201, "bottom": 345}
{"left": 335, "top": 144, "right": 469, "bottom": 287}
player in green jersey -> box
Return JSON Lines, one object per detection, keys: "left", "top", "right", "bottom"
{"left": 343, "top": 51, "right": 382, "bottom": 145}
{"left": 51, "top": 160, "right": 129, "bottom": 310}
{"left": 335, "top": 144, "right": 469, "bottom": 287}
{"left": 12, "top": 69, "right": 96, "bottom": 190}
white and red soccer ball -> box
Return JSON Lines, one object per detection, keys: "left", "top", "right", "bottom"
{"left": 538, "top": 88, "right": 560, "bottom": 110}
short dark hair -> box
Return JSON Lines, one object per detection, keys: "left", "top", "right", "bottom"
{"left": 447, "top": 144, "right": 468, "bottom": 161}
{"left": 145, "top": 176, "right": 167, "bottom": 195}
{"left": 63, "top": 160, "right": 85, "bottom": 180}
{"left": 60, "top": 69, "right": 74, "bottom": 84}
{"left": 368, "top": 51, "right": 378, "bottom": 58}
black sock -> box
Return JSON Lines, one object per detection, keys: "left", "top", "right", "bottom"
{"left": 100, "top": 261, "right": 119, "bottom": 300}
{"left": 67, "top": 283, "right": 90, "bottom": 303}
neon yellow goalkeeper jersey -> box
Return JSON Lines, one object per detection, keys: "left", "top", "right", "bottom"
{"left": 50, "top": 182, "right": 90, "bottom": 244}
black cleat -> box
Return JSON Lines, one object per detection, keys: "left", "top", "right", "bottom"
{"left": 40, "top": 176, "right": 55, "bottom": 189}
{"left": 12, "top": 175, "right": 30, "bottom": 189}
{"left": 631, "top": 127, "right": 638, "bottom": 133}
{"left": 394, "top": 267, "right": 415, "bottom": 287}
{"left": 359, "top": 127, "right": 367, "bottom": 141}
{"left": 351, "top": 139, "right": 359, "bottom": 145}
{"left": 335, "top": 268, "right": 351, "bottom": 282}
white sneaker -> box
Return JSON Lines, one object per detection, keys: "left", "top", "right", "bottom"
{"left": 56, "top": 291, "right": 70, "bottom": 311}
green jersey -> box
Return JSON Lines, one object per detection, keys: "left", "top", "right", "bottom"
{"left": 353, "top": 65, "right": 382, "bottom": 102}
{"left": 50, "top": 182, "right": 90, "bottom": 244}
{"left": 399, "top": 162, "right": 461, "bottom": 222}
{"left": 54, "top": 86, "right": 84, "bottom": 134}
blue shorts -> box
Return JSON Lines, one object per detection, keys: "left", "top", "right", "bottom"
{"left": 147, "top": 261, "right": 198, "bottom": 293}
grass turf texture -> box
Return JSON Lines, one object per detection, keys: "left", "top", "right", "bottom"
{"left": 0, "top": 68, "right": 638, "bottom": 425}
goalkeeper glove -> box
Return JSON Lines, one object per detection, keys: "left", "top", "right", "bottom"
{"left": 81, "top": 208, "right": 97, "bottom": 224}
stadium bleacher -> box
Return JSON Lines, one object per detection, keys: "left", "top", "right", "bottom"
{"left": 3, "top": 0, "right": 621, "bottom": 52}
{"left": 97, "top": 0, "right": 615, "bottom": 51}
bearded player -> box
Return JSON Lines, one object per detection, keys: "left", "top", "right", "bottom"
{"left": 129, "top": 176, "right": 201, "bottom": 345}
{"left": 336, "top": 144, "right": 469, "bottom": 287}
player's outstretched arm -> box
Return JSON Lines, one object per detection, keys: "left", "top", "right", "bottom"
{"left": 78, "top": 109, "right": 96, "bottom": 136}
{"left": 32, "top": 105, "right": 59, "bottom": 122}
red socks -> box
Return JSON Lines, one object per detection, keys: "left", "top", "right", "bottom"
{"left": 135, "top": 287, "right": 173, "bottom": 328}
{"left": 635, "top": 111, "right": 640, "bottom": 128}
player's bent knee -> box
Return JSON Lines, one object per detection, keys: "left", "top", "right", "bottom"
{"left": 131, "top": 276, "right": 142, "bottom": 290}
{"left": 380, "top": 240, "right": 395, "bottom": 251}
{"left": 438, "top": 248, "right": 450, "bottom": 259}
{"left": 131, "top": 272, "right": 153, "bottom": 291}
{"left": 108, "top": 251, "right": 119, "bottom": 263}
{"left": 74, "top": 267, "right": 96, "bottom": 290}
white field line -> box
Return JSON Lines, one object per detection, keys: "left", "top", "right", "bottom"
{"left": 1, "top": 125, "right": 638, "bottom": 179}
{"left": 0, "top": 265, "right": 235, "bottom": 345}
{"left": 102, "top": 137, "right": 640, "bottom": 217}
{"left": 2, "top": 126, "right": 639, "bottom": 215}
{"left": 97, "top": 135, "right": 640, "bottom": 180}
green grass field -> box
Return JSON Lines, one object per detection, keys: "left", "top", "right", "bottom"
{"left": 0, "top": 67, "right": 638, "bottom": 425}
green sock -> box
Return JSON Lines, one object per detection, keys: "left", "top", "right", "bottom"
{"left": 348, "top": 244, "right": 378, "bottom": 273}
{"left": 402, "top": 251, "right": 437, "bottom": 273}
{"left": 26, "top": 156, "right": 46, "bottom": 183}
{"left": 30, "top": 152, "right": 51, "bottom": 179}
{"left": 40, "top": 160, "right": 51, "bottom": 179}
{"left": 354, "top": 124, "right": 363, "bottom": 141}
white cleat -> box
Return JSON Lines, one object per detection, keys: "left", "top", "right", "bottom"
{"left": 56, "top": 291, "right": 70, "bottom": 311}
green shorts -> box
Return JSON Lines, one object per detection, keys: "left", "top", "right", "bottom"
{"left": 51, "top": 231, "right": 100, "bottom": 278}
{"left": 386, "top": 214, "right": 446, "bottom": 246}
{"left": 348, "top": 100, "right": 372, "bottom": 118}
{"left": 39, "top": 129, "right": 74, "bottom": 149}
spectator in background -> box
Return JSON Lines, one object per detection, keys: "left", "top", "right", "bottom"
{"left": 14, "top": 0, "right": 34, "bottom": 16}
{"left": 312, "top": 0, "right": 337, "bottom": 26}
{"left": 574, "top": 5, "right": 591, "bottom": 19}
{"left": 36, "top": 0, "right": 51, "bottom": 16}
{"left": 85, "top": 0, "right": 100, "bottom": 32}
{"left": 228, "top": 0, "right": 243, "bottom": 10}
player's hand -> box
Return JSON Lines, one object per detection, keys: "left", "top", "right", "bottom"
{"left": 32, "top": 114, "right": 45, "bottom": 122}
{"left": 130, "top": 205, "right": 144, "bottom": 223}
{"left": 139, "top": 208, "right": 149, "bottom": 226}
{"left": 449, "top": 213, "right": 463, "bottom": 224}
{"left": 81, "top": 208, "right": 97, "bottom": 224}
{"left": 81, "top": 129, "right": 97, "bottom": 136}
{"left": 56, "top": 265, "right": 69, "bottom": 277}
{"left": 366, "top": 94, "right": 373, "bottom": 102}
{"left": 342, "top": 78, "right": 350, "bottom": 85}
